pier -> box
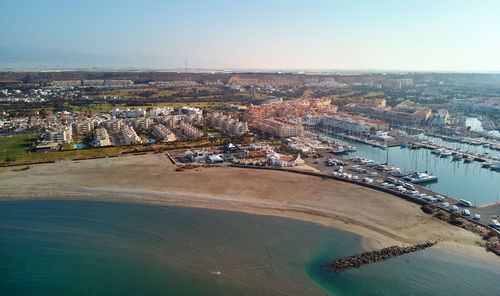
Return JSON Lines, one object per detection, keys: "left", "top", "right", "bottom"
{"left": 409, "top": 140, "right": 499, "bottom": 163}
{"left": 331, "top": 241, "right": 437, "bottom": 272}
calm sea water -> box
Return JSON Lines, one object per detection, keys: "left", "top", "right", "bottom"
{"left": 326, "top": 134, "right": 500, "bottom": 205}
{"left": 1, "top": 200, "right": 499, "bottom": 296}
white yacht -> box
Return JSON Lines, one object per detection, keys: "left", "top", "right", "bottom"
{"left": 404, "top": 172, "right": 438, "bottom": 183}
{"left": 330, "top": 146, "right": 348, "bottom": 155}
{"left": 440, "top": 150, "right": 452, "bottom": 157}
{"left": 431, "top": 148, "right": 443, "bottom": 155}
{"left": 482, "top": 161, "right": 493, "bottom": 168}
{"left": 490, "top": 163, "right": 500, "bottom": 171}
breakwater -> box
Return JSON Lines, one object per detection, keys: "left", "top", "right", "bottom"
{"left": 331, "top": 241, "right": 437, "bottom": 272}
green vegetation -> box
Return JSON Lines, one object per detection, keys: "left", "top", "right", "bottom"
{"left": 0, "top": 132, "right": 253, "bottom": 166}
{"left": 64, "top": 101, "right": 236, "bottom": 114}
{"left": 0, "top": 134, "right": 38, "bottom": 162}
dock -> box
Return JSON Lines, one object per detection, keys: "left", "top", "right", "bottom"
{"left": 409, "top": 140, "right": 499, "bottom": 163}
{"left": 331, "top": 241, "right": 437, "bottom": 272}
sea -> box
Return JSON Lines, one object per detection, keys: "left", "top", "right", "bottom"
{"left": 1, "top": 200, "right": 499, "bottom": 296}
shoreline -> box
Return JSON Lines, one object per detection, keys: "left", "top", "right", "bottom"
{"left": 1, "top": 154, "right": 499, "bottom": 263}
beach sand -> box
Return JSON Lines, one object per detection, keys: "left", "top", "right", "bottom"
{"left": 1, "top": 153, "right": 498, "bottom": 262}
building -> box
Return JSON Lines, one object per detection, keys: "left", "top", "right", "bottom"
{"left": 119, "top": 125, "right": 141, "bottom": 145}
{"left": 51, "top": 80, "right": 82, "bottom": 88}
{"left": 92, "top": 127, "right": 112, "bottom": 147}
{"left": 180, "top": 106, "right": 202, "bottom": 116}
{"left": 44, "top": 126, "right": 73, "bottom": 143}
{"left": 429, "top": 109, "right": 450, "bottom": 127}
{"left": 150, "top": 107, "right": 174, "bottom": 117}
{"left": 111, "top": 108, "right": 146, "bottom": 118}
{"left": 103, "top": 119, "right": 123, "bottom": 132}
{"left": 151, "top": 124, "right": 177, "bottom": 142}
{"left": 72, "top": 120, "right": 94, "bottom": 135}
{"left": 132, "top": 118, "right": 152, "bottom": 130}
{"left": 82, "top": 80, "right": 133, "bottom": 88}
{"left": 178, "top": 121, "right": 202, "bottom": 140}
{"left": 207, "top": 112, "right": 249, "bottom": 136}
{"left": 317, "top": 113, "right": 389, "bottom": 134}
{"left": 253, "top": 118, "right": 304, "bottom": 138}
{"left": 267, "top": 151, "right": 305, "bottom": 167}
{"left": 207, "top": 155, "right": 224, "bottom": 164}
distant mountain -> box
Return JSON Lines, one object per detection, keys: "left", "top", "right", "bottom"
{"left": 0, "top": 46, "right": 184, "bottom": 70}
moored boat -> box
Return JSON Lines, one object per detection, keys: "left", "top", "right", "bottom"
{"left": 403, "top": 172, "right": 438, "bottom": 183}
{"left": 490, "top": 163, "right": 500, "bottom": 171}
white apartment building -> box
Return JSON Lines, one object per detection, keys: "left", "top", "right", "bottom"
{"left": 92, "top": 127, "right": 112, "bottom": 147}
{"left": 132, "top": 118, "right": 152, "bottom": 130}
{"left": 119, "top": 125, "right": 141, "bottom": 145}
{"left": 150, "top": 107, "right": 174, "bottom": 117}
{"left": 179, "top": 106, "right": 202, "bottom": 116}
{"left": 151, "top": 124, "right": 177, "bottom": 142}
{"left": 44, "top": 126, "right": 73, "bottom": 143}
{"left": 103, "top": 119, "right": 123, "bottom": 132}
{"left": 178, "top": 121, "right": 202, "bottom": 140}
{"left": 72, "top": 120, "right": 94, "bottom": 134}
{"left": 111, "top": 108, "right": 146, "bottom": 118}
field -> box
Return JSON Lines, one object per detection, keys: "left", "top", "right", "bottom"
{"left": 65, "top": 101, "right": 236, "bottom": 114}
{"left": 0, "top": 134, "right": 38, "bottom": 162}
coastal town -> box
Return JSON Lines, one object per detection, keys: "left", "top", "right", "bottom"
{"left": 3, "top": 1, "right": 500, "bottom": 294}
{"left": 1, "top": 72, "right": 500, "bottom": 256}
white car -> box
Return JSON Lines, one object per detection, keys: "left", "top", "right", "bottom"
{"left": 369, "top": 172, "right": 379, "bottom": 177}
{"left": 411, "top": 190, "right": 419, "bottom": 196}
{"left": 352, "top": 175, "right": 359, "bottom": 180}
{"left": 362, "top": 177, "right": 373, "bottom": 183}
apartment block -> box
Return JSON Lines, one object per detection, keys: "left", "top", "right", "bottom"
{"left": 92, "top": 127, "right": 112, "bottom": 147}
{"left": 151, "top": 124, "right": 177, "bottom": 142}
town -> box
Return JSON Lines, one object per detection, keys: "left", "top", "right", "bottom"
{"left": 1, "top": 72, "right": 500, "bottom": 250}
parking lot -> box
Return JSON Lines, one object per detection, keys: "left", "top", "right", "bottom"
{"left": 305, "top": 150, "right": 499, "bottom": 227}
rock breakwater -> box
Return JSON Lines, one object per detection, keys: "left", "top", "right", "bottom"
{"left": 331, "top": 241, "right": 437, "bottom": 272}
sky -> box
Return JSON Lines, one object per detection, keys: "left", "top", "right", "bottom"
{"left": 1, "top": 0, "right": 499, "bottom": 71}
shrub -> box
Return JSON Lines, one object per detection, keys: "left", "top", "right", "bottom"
{"left": 421, "top": 205, "right": 435, "bottom": 214}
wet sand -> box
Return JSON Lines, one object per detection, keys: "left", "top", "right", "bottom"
{"left": 0, "top": 153, "right": 498, "bottom": 262}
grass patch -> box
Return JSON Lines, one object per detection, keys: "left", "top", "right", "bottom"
{"left": 0, "top": 134, "right": 38, "bottom": 162}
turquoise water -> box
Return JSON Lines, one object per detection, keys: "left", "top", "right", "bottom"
{"left": 1, "top": 200, "right": 499, "bottom": 296}
{"left": 327, "top": 134, "right": 500, "bottom": 205}
{"left": 73, "top": 144, "right": 85, "bottom": 149}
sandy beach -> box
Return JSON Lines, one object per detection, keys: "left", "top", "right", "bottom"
{"left": 1, "top": 153, "right": 498, "bottom": 262}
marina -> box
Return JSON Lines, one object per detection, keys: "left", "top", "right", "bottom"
{"left": 318, "top": 132, "right": 500, "bottom": 206}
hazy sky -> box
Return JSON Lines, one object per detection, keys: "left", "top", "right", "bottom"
{"left": 1, "top": 0, "right": 499, "bottom": 71}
